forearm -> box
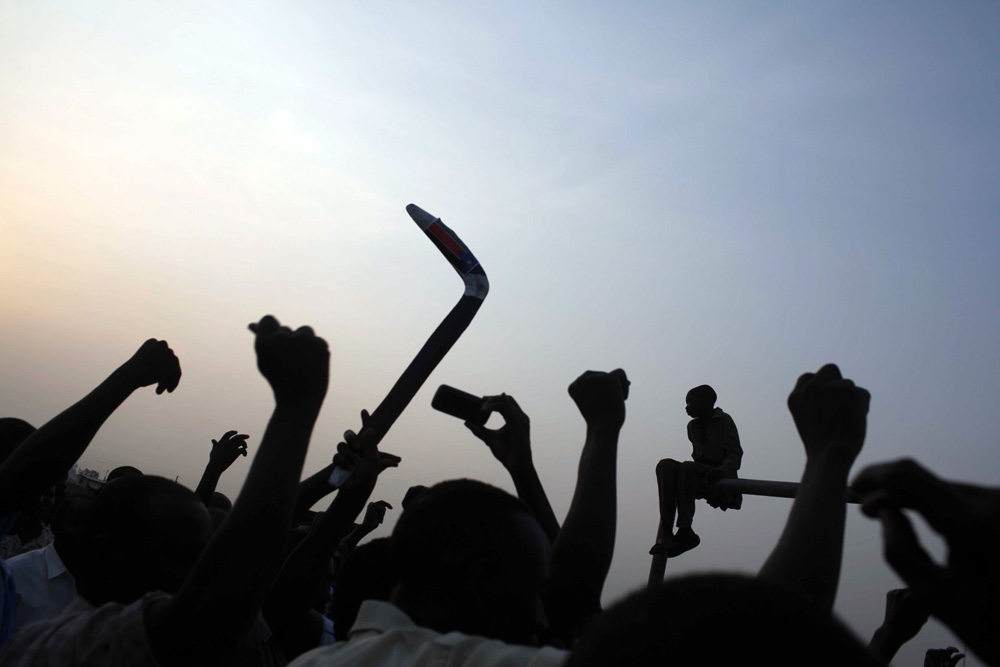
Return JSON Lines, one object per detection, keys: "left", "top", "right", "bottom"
{"left": 265, "top": 486, "right": 372, "bottom": 657}
{"left": 194, "top": 464, "right": 224, "bottom": 505}
{"left": 546, "top": 422, "right": 619, "bottom": 635}
{"left": 166, "top": 402, "right": 318, "bottom": 650}
{"left": 758, "top": 452, "right": 853, "bottom": 611}
{"left": 0, "top": 366, "right": 136, "bottom": 515}
{"left": 293, "top": 462, "right": 337, "bottom": 523}
{"left": 719, "top": 453, "right": 741, "bottom": 477}
{"left": 510, "top": 464, "right": 560, "bottom": 545}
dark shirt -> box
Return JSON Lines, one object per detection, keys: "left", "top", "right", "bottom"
{"left": 687, "top": 407, "right": 742, "bottom": 478}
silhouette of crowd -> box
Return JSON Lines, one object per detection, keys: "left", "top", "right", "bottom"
{"left": 0, "top": 317, "right": 997, "bottom": 666}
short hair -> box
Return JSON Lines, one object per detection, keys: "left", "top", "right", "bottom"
{"left": 390, "top": 479, "right": 533, "bottom": 591}
{"left": 686, "top": 384, "right": 717, "bottom": 406}
{"left": 77, "top": 476, "right": 211, "bottom": 605}
{"left": 389, "top": 479, "right": 545, "bottom": 642}
{"left": 106, "top": 465, "right": 144, "bottom": 483}
{"left": 567, "top": 574, "right": 878, "bottom": 667}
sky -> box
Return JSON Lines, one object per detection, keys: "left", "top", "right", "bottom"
{"left": 2, "top": 1, "right": 999, "bottom": 663}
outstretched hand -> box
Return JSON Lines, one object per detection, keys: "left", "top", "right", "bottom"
{"left": 465, "top": 393, "right": 532, "bottom": 475}
{"left": 249, "top": 315, "right": 329, "bottom": 408}
{"left": 122, "top": 339, "right": 182, "bottom": 394}
{"left": 361, "top": 500, "right": 392, "bottom": 532}
{"left": 787, "top": 363, "right": 869, "bottom": 465}
{"left": 209, "top": 431, "right": 249, "bottom": 471}
{"left": 853, "top": 459, "right": 1000, "bottom": 665}
{"left": 568, "top": 368, "right": 629, "bottom": 429}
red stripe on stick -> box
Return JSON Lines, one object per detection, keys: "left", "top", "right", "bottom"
{"left": 428, "top": 223, "right": 464, "bottom": 257}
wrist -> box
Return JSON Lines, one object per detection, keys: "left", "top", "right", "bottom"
{"left": 802, "top": 447, "right": 856, "bottom": 481}
{"left": 586, "top": 420, "right": 622, "bottom": 439}
{"left": 273, "top": 395, "right": 324, "bottom": 420}
{"left": 205, "top": 460, "right": 227, "bottom": 476}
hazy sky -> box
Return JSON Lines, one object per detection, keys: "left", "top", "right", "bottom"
{"left": 3, "top": 2, "right": 999, "bottom": 663}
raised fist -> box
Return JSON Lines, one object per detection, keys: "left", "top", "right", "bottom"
{"left": 249, "top": 315, "right": 329, "bottom": 407}
{"left": 122, "top": 338, "right": 182, "bottom": 395}
{"left": 568, "top": 368, "right": 629, "bottom": 428}
{"left": 787, "top": 364, "right": 869, "bottom": 463}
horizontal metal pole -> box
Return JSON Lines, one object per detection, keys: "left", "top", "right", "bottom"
{"left": 712, "top": 478, "right": 865, "bottom": 503}
{"left": 649, "top": 477, "right": 866, "bottom": 587}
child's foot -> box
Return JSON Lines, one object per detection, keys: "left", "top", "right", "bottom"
{"left": 665, "top": 527, "right": 700, "bottom": 557}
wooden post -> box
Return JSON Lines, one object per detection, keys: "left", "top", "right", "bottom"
{"left": 647, "top": 477, "right": 865, "bottom": 588}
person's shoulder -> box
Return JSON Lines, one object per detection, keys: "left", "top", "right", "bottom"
{"left": 714, "top": 407, "right": 736, "bottom": 421}
{"left": 1, "top": 593, "right": 169, "bottom": 666}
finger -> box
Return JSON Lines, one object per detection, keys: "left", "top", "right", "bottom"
{"left": 610, "top": 368, "right": 630, "bottom": 399}
{"left": 360, "top": 409, "right": 370, "bottom": 426}
{"left": 343, "top": 429, "right": 359, "bottom": 446}
{"left": 379, "top": 452, "right": 401, "bottom": 467}
{"left": 815, "top": 363, "right": 843, "bottom": 381}
{"left": 295, "top": 325, "right": 315, "bottom": 337}
{"left": 170, "top": 355, "right": 182, "bottom": 392}
{"left": 853, "top": 460, "right": 968, "bottom": 537}
{"left": 211, "top": 439, "right": 218, "bottom": 446}
{"left": 790, "top": 372, "right": 815, "bottom": 396}
{"left": 359, "top": 427, "right": 377, "bottom": 451}
{"left": 877, "top": 507, "right": 946, "bottom": 592}
{"left": 251, "top": 315, "right": 280, "bottom": 336}
{"left": 231, "top": 434, "right": 250, "bottom": 444}
{"left": 464, "top": 420, "right": 493, "bottom": 442}
{"left": 222, "top": 430, "right": 239, "bottom": 440}
{"left": 481, "top": 394, "right": 514, "bottom": 419}
{"left": 859, "top": 489, "right": 897, "bottom": 517}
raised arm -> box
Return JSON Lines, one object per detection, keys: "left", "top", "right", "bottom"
{"left": 336, "top": 499, "right": 393, "bottom": 562}
{"left": 464, "top": 393, "right": 560, "bottom": 544}
{"left": 545, "top": 369, "right": 629, "bottom": 644}
{"left": 194, "top": 431, "right": 249, "bottom": 506}
{"left": 0, "top": 339, "right": 181, "bottom": 516}
{"left": 758, "top": 363, "right": 870, "bottom": 612}
{"left": 867, "top": 588, "right": 930, "bottom": 664}
{"left": 264, "top": 428, "right": 396, "bottom": 659}
{"left": 145, "top": 316, "right": 328, "bottom": 667}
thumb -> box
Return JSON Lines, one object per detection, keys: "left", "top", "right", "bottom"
{"left": 464, "top": 421, "right": 492, "bottom": 443}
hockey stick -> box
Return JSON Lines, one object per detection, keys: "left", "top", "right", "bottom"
{"left": 328, "top": 204, "right": 489, "bottom": 486}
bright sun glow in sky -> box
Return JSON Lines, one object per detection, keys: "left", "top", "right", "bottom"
{"left": 3, "top": 2, "right": 999, "bottom": 663}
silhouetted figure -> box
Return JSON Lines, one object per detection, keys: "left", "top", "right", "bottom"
{"left": 650, "top": 385, "right": 742, "bottom": 557}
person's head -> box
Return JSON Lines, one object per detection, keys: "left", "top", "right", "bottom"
{"left": 75, "top": 475, "right": 213, "bottom": 606}
{"left": 0, "top": 417, "right": 35, "bottom": 464}
{"left": 331, "top": 537, "right": 394, "bottom": 640}
{"left": 567, "top": 574, "right": 879, "bottom": 667}
{"left": 401, "top": 484, "right": 429, "bottom": 509}
{"left": 685, "top": 385, "right": 717, "bottom": 419}
{"left": 106, "top": 465, "right": 144, "bottom": 483}
{"left": 389, "top": 479, "right": 549, "bottom": 644}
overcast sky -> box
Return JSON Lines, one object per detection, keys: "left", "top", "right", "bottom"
{"left": 3, "top": 2, "right": 999, "bottom": 663}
